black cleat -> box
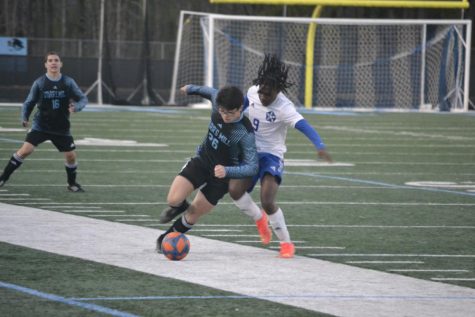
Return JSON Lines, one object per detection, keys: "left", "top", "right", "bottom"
{"left": 67, "top": 183, "right": 84, "bottom": 192}
{"left": 159, "top": 201, "right": 189, "bottom": 224}
{"left": 156, "top": 234, "right": 166, "bottom": 254}
{"left": 0, "top": 175, "right": 6, "bottom": 188}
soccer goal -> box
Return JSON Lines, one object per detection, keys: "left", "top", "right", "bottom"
{"left": 169, "top": 11, "right": 471, "bottom": 111}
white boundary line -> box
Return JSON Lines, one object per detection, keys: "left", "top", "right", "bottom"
{"left": 0, "top": 203, "right": 474, "bottom": 317}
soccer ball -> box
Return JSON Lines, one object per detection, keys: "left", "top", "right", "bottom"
{"left": 161, "top": 232, "right": 190, "bottom": 261}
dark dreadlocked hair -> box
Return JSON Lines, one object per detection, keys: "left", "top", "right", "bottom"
{"left": 252, "top": 54, "right": 293, "bottom": 93}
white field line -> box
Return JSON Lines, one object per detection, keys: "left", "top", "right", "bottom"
{"left": 236, "top": 240, "right": 308, "bottom": 244}
{"left": 16, "top": 201, "right": 475, "bottom": 207}
{"left": 432, "top": 278, "right": 475, "bottom": 281}
{"left": 191, "top": 229, "right": 242, "bottom": 232}
{"left": 389, "top": 270, "right": 470, "bottom": 273}
{"left": 201, "top": 234, "right": 260, "bottom": 237}
{"left": 1, "top": 147, "right": 475, "bottom": 157}
{"left": 19, "top": 158, "right": 475, "bottom": 166}
{"left": 3, "top": 143, "right": 475, "bottom": 149}
{"left": 0, "top": 198, "right": 51, "bottom": 201}
{"left": 93, "top": 215, "right": 149, "bottom": 217}
{"left": 40, "top": 206, "right": 102, "bottom": 209}
{"left": 0, "top": 203, "right": 474, "bottom": 317}
{"left": 0, "top": 193, "right": 30, "bottom": 196}
{"left": 5, "top": 172, "right": 475, "bottom": 176}
{"left": 192, "top": 224, "right": 475, "bottom": 229}
{"left": 114, "top": 219, "right": 157, "bottom": 222}
{"left": 322, "top": 125, "right": 473, "bottom": 141}
{"left": 308, "top": 254, "right": 475, "bottom": 258}
{"left": 64, "top": 210, "right": 125, "bottom": 213}
{"left": 269, "top": 246, "right": 346, "bottom": 250}
{"left": 0, "top": 182, "right": 456, "bottom": 190}
{"left": 347, "top": 261, "right": 425, "bottom": 264}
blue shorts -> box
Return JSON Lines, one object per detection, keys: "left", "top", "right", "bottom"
{"left": 248, "top": 152, "right": 284, "bottom": 192}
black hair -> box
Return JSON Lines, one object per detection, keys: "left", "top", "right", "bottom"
{"left": 216, "top": 86, "right": 244, "bottom": 110}
{"left": 252, "top": 54, "right": 293, "bottom": 93}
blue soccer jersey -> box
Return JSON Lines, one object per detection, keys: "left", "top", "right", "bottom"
{"left": 22, "top": 74, "right": 87, "bottom": 135}
{"left": 185, "top": 85, "right": 258, "bottom": 178}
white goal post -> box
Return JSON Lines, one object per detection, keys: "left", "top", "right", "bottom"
{"left": 169, "top": 11, "right": 471, "bottom": 111}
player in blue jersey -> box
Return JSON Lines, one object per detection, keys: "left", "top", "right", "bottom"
{"left": 228, "top": 54, "right": 332, "bottom": 258}
{"left": 0, "top": 51, "right": 88, "bottom": 192}
{"left": 156, "top": 85, "right": 258, "bottom": 251}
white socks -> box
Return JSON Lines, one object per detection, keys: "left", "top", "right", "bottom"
{"left": 233, "top": 192, "right": 262, "bottom": 221}
{"left": 269, "top": 208, "right": 291, "bottom": 243}
{"left": 234, "top": 193, "right": 291, "bottom": 243}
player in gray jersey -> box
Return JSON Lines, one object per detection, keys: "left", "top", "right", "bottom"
{"left": 0, "top": 51, "right": 87, "bottom": 192}
{"left": 156, "top": 85, "right": 258, "bottom": 251}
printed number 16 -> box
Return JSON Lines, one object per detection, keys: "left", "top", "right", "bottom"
{"left": 52, "top": 99, "right": 60, "bottom": 109}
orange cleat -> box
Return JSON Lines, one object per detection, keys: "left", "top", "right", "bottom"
{"left": 255, "top": 210, "right": 272, "bottom": 245}
{"left": 279, "top": 242, "right": 295, "bottom": 258}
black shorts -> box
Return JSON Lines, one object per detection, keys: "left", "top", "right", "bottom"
{"left": 25, "top": 130, "right": 76, "bottom": 152}
{"left": 179, "top": 157, "right": 229, "bottom": 206}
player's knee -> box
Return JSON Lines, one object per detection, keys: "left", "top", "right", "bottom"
{"left": 64, "top": 151, "right": 76, "bottom": 164}
{"left": 166, "top": 195, "right": 181, "bottom": 207}
{"left": 261, "top": 201, "right": 276, "bottom": 214}
{"left": 228, "top": 179, "right": 248, "bottom": 200}
{"left": 228, "top": 186, "right": 245, "bottom": 200}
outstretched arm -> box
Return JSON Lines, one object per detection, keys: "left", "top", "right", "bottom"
{"left": 295, "top": 119, "right": 332, "bottom": 163}
{"left": 181, "top": 84, "right": 217, "bottom": 104}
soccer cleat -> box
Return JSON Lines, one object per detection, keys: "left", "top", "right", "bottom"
{"left": 0, "top": 174, "right": 6, "bottom": 187}
{"left": 279, "top": 242, "right": 295, "bottom": 258}
{"left": 159, "top": 201, "right": 189, "bottom": 224}
{"left": 67, "top": 183, "right": 84, "bottom": 192}
{"left": 155, "top": 234, "right": 166, "bottom": 253}
{"left": 255, "top": 211, "right": 272, "bottom": 245}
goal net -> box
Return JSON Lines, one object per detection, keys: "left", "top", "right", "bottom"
{"left": 169, "top": 11, "right": 471, "bottom": 111}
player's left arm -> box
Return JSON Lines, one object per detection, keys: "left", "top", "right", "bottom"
{"left": 295, "top": 119, "right": 333, "bottom": 163}
{"left": 181, "top": 85, "right": 218, "bottom": 112}
{"left": 67, "top": 77, "right": 88, "bottom": 113}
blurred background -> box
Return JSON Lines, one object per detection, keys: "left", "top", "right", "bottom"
{"left": 0, "top": 0, "right": 473, "bottom": 106}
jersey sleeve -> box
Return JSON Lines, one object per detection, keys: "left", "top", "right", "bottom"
{"left": 22, "top": 79, "right": 41, "bottom": 121}
{"left": 224, "top": 132, "right": 259, "bottom": 178}
{"left": 282, "top": 102, "right": 304, "bottom": 128}
{"left": 295, "top": 119, "right": 326, "bottom": 150}
{"left": 66, "top": 77, "right": 88, "bottom": 112}
{"left": 185, "top": 85, "right": 218, "bottom": 110}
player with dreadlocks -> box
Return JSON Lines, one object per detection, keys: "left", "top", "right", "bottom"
{"left": 228, "top": 53, "right": 332, "bottom": 258}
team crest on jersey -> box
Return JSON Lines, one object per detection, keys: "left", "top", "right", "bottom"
{"left": 266, "top": 111, "right": 276, "bottom": 122}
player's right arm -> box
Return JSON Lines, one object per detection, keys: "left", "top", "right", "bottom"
{"left": 223, "top": 132, "right": 259, "bottom": 178}
{"left": 21, "top": 79, "right": 41, "bottom": 127}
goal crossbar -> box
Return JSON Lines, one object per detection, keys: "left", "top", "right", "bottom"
{"left": 210, "top": 0, "right": 470, "bottom": 9}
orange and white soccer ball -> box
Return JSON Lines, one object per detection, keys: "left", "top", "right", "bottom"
{"left": 161, "top": 232, "right": 190, "bottom": 261}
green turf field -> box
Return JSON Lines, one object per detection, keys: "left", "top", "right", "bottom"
{"left": 0, "top": 104, "right": 474, "bottom": 316}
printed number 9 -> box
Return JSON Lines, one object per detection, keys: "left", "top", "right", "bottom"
{"left": 253, "top": 118, "right": 259, "bottom": 132}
